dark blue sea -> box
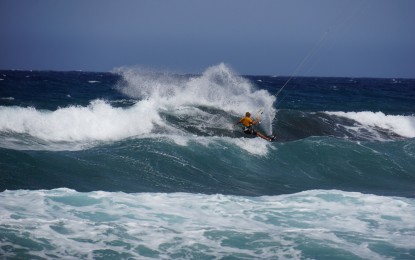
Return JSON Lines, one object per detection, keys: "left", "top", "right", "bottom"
{"left": 1, "top": 64, "right": 415, "bottom": 259}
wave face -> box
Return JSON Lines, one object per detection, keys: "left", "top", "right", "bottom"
{"left": 1, "top": 136, "right": 414, "bottom": 197}
{"left": 0, "top": 64, "right": 276, "bottom": 151}
{"left": 1, "top": 189, "right": 414, "bottom": 259}
{"left": 1, "top": 65, "right": 415, "bottom": 258}
{"left": 0, "top": 66, "right": 414, "bottom": 197}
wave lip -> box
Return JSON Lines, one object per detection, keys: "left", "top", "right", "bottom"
{"left": 0, "top": 99, "right": 160, "bottom": 143}
{"left": 325, "top": 111, "right": 415, "bottom": 139}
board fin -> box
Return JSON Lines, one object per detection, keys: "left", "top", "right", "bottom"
{"left": 267, "top": 135, "right": 276, "bottom": 142}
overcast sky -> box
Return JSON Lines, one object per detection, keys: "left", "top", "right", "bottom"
{"left": 1, "top": 0, "right": 414, "bottom": 78}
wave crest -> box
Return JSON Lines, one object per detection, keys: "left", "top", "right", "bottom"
{"left": 0, "top": 64, "right": 276, "bottom": 152}
{"left": 326, "top": 111, "right": 415, "bottom": 138}
{"left": 0, "top": 100, "right": 163, "bottom": 150}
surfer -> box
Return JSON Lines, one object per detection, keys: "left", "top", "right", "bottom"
{"left": 235, "top": 112, "right": 274, "bottom": 142}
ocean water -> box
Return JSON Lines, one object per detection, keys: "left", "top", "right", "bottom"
{"left": 0, "top": 64, "right": 414, "bottom": 259}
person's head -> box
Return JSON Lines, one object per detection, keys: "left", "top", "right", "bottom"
{"left": 245, "top": 112, "right": 251, "bottom": 117}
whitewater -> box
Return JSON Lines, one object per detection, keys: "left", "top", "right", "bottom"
{"left": 1, "top": 64, "right": 415, "bottom": 259}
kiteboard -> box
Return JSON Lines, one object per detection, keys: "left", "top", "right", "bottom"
{"left": 254, "top": 108, "right": 276, "bottom": 142}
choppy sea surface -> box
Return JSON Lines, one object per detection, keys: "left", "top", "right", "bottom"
{"left": 1, "top": 64, "right": 414, "bottom": 259}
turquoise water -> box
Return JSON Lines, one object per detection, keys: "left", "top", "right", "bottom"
{"left": 1, "top": 64, "right": 414, "bottom": 258}
{"left": 1, "top": 189, "right": 414, "bottom": 259}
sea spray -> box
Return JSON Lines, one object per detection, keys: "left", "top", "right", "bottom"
{"left": 114, "top": 63, "right": 276, "bottom": 134}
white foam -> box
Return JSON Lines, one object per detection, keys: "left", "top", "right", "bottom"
{"left": 0, "top": 102, "right": 272, "bottom": 154}
{"left": 0, "top": 189, "right": 414, "bottom": 259}
{"left": 163, "top": 135, "right": 271, "bottom": 156}
{"left": 0, "top": 99, "right": 162, "bottom": 142}
{"left": 227, "top": 136, "right": 272, "bottom": 156}
{"left": 326, "top": 111, "right": 415, "bottom": 138}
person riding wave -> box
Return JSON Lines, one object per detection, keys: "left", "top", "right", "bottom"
{"left": 235, "top": 112, "right": 274, "bottom": 142}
